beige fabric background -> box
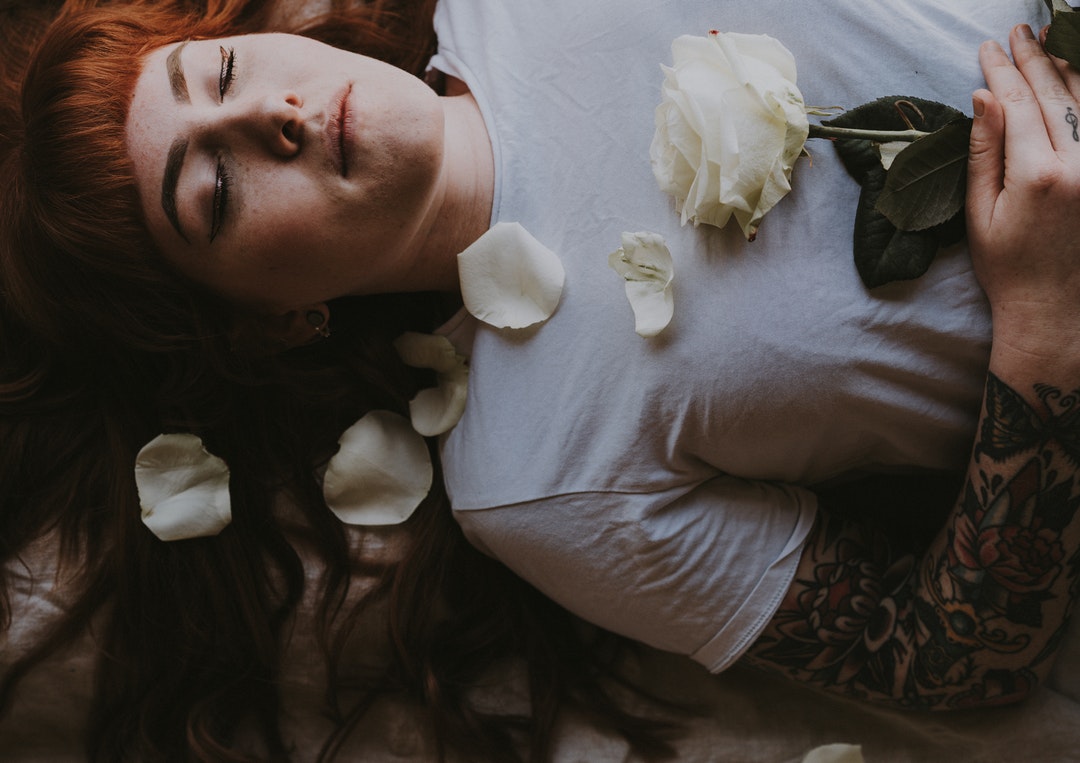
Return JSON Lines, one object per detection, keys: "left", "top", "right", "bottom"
{"left": 3, "top": 528, "right": 1078, "bottom": 762}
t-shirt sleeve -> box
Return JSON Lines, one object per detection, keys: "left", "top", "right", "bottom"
{"left": 452, "top": 476, "right": 817, "bottom": 672}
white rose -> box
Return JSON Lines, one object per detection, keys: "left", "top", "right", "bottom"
{"left": 650, "top": 31, "right": 809, "bottom": 240}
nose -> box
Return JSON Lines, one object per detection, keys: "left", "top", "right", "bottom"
{"left": 209, "top": 91, "right": 304, "bottom": 157}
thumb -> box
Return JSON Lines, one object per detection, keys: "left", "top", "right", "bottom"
{"left": 965, "top": 89, "right": 1005, "bottom": 239}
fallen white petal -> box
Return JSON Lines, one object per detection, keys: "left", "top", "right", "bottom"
{"left": 800, "top": 744, "right": 865, "bottom": 763}
{"left": 458, "top": 221, "right": 565, "bottom": 329}
{"left": 877, "top": 140, "right": 908, "bottom": 171}
{"left": 393, "top": 331, "right": 461, "bottom": 373}
{"left": 323, "top": 410, "right": 433, "bottom": 525}
{"left": 408, "top": 366, "right": 469, "bottom": 436}
{"left": 393, "top": 332, "right": 470, "bottom": 436}
{"left": 608, "top": 232, "right": 675, "bottom": 338}
{"left": 135, "top": 433, "right": 231, "bottom": 542}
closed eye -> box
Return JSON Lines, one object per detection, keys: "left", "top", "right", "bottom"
{"left": 218, "top": 46, "right": 236, "bottom": 102}
{"left": 210, "top": 156, "right": 231, "bottom": 242}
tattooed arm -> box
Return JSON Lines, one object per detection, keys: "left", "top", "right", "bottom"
{"left": 744, "top": 25, "right": 1080, "bottom": 709}
{"left": 745, "top": 372, "right": 1080, "bottom": 708}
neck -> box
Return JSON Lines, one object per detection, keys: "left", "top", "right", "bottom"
{"left": 408, "top": 89, "right": 493, "bottom": 293}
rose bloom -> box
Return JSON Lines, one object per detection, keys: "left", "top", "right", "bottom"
{"left": 952, "top": 515, "right": 1065, "bottom": 596}
{"left": 650, "top": 31, "right": 809, "bottom": 240}
{"left": 772, "top": 537, "right": 912, "bottom": 685}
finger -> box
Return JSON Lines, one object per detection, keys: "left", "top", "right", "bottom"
{"left": 1039, "top": 24, "right": 1080, "bottom": 105}
{"left": 1008, "top": 24, "right": 1080, "bottom": 151}
{"left": 966, "top": 88, "right": 1005, "bottom": 243}
{"left": 979, "top": 38, "right": 1053, "bottom": 168}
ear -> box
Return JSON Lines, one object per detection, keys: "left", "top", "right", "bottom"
{"left": 235, "top": 303, "right": 331, "bottom": 352}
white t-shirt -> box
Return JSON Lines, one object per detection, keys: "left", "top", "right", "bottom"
{"left": 429, "top": 0, "right": 1050, "bottom": 671}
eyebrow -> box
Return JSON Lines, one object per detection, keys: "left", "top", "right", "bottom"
{"left": 166, "top": 41, "right": 190, "bottom": 103}
{"left": 161, "top": 138, "right": 190, "bottom": 243}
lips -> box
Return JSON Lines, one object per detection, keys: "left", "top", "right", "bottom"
{"left": 327, "top": 83, "right": 353, "bottom": 177}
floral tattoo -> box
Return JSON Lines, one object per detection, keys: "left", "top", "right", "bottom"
{"left": 746, "top": 372, "right": 1080, "bottom": 707}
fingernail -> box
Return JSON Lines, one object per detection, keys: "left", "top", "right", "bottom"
{"left": 972, "top": 94, "right": 985, "bottom": 118}
{"left": 1018, "top": 24, "right": 1035, "bottom": 39}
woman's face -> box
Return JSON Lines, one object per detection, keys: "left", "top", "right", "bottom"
{"left": 126, "top": 34, "right": 446, "bottom": 314}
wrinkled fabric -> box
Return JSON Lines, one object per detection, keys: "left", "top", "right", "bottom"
{"left": 431, "top": 0, "right": 1049, "bottom": 673}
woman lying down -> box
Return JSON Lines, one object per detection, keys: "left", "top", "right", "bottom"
{"left": 1, "top": 0, "right": 1077, "bottom": 759}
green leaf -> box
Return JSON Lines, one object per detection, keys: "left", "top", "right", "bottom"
{"left": 852, "top": 170, "right": 937, "bottom": 288}
{"left": 824, "top": 96, "right": 964, "bottom": 180}
{"left": 860, "top": 231, "right": 938, "bottom": 289}
{"left": 824, "top": 96, "right": 963, "bottom": 137}
{"left": 874, "top": 119, "right": 972, "bottom": 232}
{"left": 1045, "top": 4, "right": 1080, "bottom": 70}
{"left": 826, "top": 97, "right": 968, "bottom": 288}
{"left": 933, "top": 212, "right": 966, "bottom": 248}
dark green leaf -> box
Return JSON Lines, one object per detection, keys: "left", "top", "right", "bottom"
{"left": 824, "top": 97, "right": 964, "bottom": 181}
{"left": 828, "top": 128, "right": 882, "bottom": 180}
{"left": 932, "top": 211, "right": 966, "bottom": 248}
{"left": 1045, "top": 5, "right": 1080, "bottom": 70}
{"left": 855, "top": 222, "right": 938, "bottom": 289}
{"left": 852, "top": 171, "right": 938, "bottom": 288}
{"left": 824, "top": 96, "right": 963, "bottom": 132}
{"left": 875, "top": 119, "right": 972, "bottom": 232}
{"left": 828, "top": 97, "right": 968, "bottom": 288}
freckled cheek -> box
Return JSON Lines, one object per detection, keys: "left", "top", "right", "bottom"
{"left": 237, "top": 185, "right": 332, "bottom": 273}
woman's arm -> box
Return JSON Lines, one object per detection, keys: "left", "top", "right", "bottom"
{"left": 744, "top": 24, "right": 1080, "bottom": 709}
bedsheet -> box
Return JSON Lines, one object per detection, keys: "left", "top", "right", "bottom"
{"left": 2, "top": 530, "right": 1077, "bottom": 763}
{"left": 3, "top": 0, "right": 1077, "bottom": 756}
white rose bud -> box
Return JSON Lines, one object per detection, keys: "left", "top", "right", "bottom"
{"left": 650, "top": 31, "right": 809, "bottom": 240}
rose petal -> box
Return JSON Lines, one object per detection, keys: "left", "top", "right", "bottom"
{"left": 135, "top": 433, "right": 231, "bottom": 542}
{"left": 408, "top": 367, "right": 469, "bottom": 436}
{"left": 457, "top": 221, "right": 565, "bottom": 329}
{"left": 608, "top": 232, "right": 674, "bottom": 338}
{"left": 727, "top": 31, "right": 799, "bottom": 86}
{"left": 393, "top": 332, "right": 470, "bottom": 436}
{"left": 323, "top": 410, "right": 433, "bottom": 525}
{"left": 393, "top": 331, "right": 461, "bottom": 373}
{"left": 877, "top": 141, "right": 908, "bottom": 171}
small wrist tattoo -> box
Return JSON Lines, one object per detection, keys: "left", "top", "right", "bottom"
{"left": 1067, "top": 107, "right": 1079, "bottom": 142}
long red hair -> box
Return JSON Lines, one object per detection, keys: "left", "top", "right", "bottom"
{"left": 0, "top": 1, "right": 681, "bottom": 760}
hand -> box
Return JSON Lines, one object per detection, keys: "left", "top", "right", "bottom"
{"left": 966, "top": 24, "right": 1080, "bottom": 373}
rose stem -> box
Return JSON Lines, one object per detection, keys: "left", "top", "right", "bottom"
{"left": 807, "top": 124, "right": 930, "bottom": 142}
